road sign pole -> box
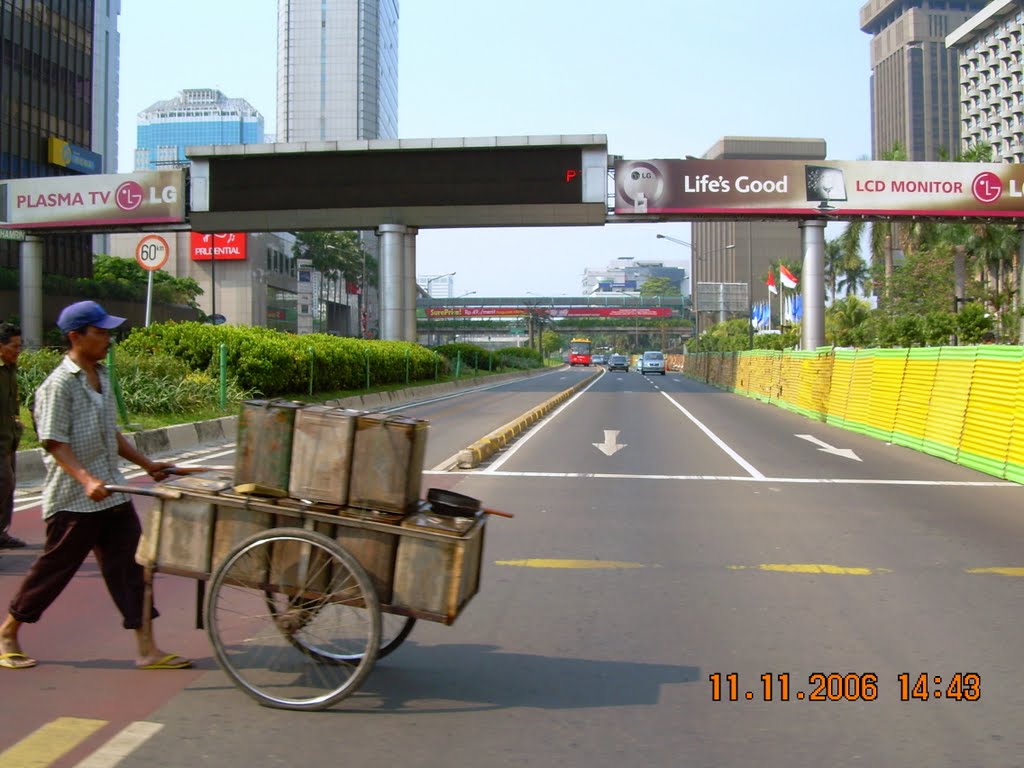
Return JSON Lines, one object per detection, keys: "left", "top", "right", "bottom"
{"left": 146, "top": 270, "right": 154, "bottom": 327}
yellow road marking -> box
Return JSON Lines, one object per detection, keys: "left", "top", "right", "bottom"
{"left": 0, "top": 717, "right": 106, "bottom": 768}
{"left": 966, "top": 567, "right": 1024, "bottom": 576}
{"left": 495, "top": 559, "right": 650, "bottom": 569}
{"left": 729, "top": 563, "right": 878, "bottom": 575}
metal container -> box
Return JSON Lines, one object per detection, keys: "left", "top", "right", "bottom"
{"left": 348, "top": 413, "right": 429, "bottom": 513}
{"left": 136, "top": 497, "right": 214, "bottom": 576}
{"left": 391, "top": 517, "right": 486, "bottom": 624}
{"left": 234, "top": 400, "right": 304, "bottom": 497}
{"left": 334, "top": 521, "right": 399, "bottom": 603}
{"left": 211, "top": 504, "right": 273, "bottom": 582}
{"left": 288, "top": 405, "right": 360, "bottom": 505}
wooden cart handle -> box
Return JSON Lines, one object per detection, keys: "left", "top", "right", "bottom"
{"left": 105, "top": 484, "right": 183, "bottom": 500}
{"left": 164, "top": 466, "right": 233, "bottom": 475}
{"left": 482, "top": 507, "right": 514, "bottom": 518}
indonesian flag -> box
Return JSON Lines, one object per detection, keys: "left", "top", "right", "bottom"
{"left": 779, "top": 264, "right": 799, "bottom": 289}
{"left": 766, "top": 270, "right": 778, "bottom": 295}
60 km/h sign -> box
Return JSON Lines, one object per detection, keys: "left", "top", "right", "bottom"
{"left": 135, "top": 234, "right": 169, "bottom": 271}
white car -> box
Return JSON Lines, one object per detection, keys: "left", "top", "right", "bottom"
{"left": 639, "top": 350, "right": 666, "bottom": 376}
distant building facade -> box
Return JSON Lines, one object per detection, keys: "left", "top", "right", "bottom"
{"left": 0, "top": 0, "right": 120, "bottom": 277}
{"left": 946, "top": 0, "right": 1024, "bottom": 163}
{"left": 581, "top": 258, "right": 687, "bottom": 297}
{"left": 687, "top": 137, "right": 827, "bottom": 334}
{"left": 860, "top": 0, "right": 989, "bottom": 161}
{"left": 134, "top": 88, "right": 264, "bottom": 170}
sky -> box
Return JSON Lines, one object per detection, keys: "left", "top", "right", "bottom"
{"left": 117, "top": 1, "right": 873, "bottom": 297}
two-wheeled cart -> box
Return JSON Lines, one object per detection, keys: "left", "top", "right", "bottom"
{"left": 122, "top": 473, "right": 489, "bottom": 711}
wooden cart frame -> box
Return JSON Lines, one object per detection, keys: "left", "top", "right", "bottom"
{"left": 128, "top": 483, "right": 487, "bottom": 711}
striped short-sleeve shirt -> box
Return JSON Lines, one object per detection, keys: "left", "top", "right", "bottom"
{"left": 33, "top": 356, "right": 128, "bottom": 518}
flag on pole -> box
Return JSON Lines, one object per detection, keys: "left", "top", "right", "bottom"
{"left": 766, "top": 271, "right": 778, "bottom": 295}
{"left": 779, "top": 264, "right": 799, "bottom": 289}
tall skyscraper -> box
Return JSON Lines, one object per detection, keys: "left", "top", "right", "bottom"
{"left": 276, "top": 0, "right": 399, "bottom": 142}
{"left": 860, "top": 0, "right": 989, "bottom": 161}
{"left": 134, "top": 88, "right": 265, "bottom": 170}
{"left": 0, "top": 0, "right": 120, "bottom": 276}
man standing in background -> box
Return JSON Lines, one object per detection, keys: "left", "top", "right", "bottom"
{"left": 0, "top": 322, "right": 26, "bottom": 550}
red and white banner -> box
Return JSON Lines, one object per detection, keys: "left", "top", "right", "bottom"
{"left": 425, "top": 306, "right": 674, "bottom": 319}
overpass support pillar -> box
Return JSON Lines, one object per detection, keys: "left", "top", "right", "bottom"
{"left": 377, "top": 224, "right": 407, "bottom": 341}
{"left": 19, "top": 236, "right": 44, "bottom": 349}
{"left": 798, "top": 219, "right": 826, "bottom": 351}
{"left": 403, "top": 227, "right": 419, "bottom": 342}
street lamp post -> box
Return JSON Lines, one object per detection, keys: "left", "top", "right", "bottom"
{"left": 656, "top": 235, "right": 738, "bottom": 341}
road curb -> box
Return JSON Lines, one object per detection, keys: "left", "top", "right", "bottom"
{"left": 15, "top": 367, "right": 556, "bottom": 488}
{"left": 456, "top": 370, "right": 600, "bottom": 468}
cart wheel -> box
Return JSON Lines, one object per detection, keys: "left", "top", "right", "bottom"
{"left": 205, "top": 527, "right": 380, "bottom": 711}
{"left": 377, "top": 615, "right": 416, "bottom": 659}
{"left": 269, "top": 600, "right": 415, "bottom": 662}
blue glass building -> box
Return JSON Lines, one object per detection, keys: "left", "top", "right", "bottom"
{"left": 134, "top": 88, "right": 264, "bottom": 170}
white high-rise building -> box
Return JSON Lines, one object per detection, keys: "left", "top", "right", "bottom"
{"left": 277, "top": 0, "right": 399, "bottom": 142}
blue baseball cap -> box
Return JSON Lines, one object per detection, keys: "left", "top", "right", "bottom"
{"left": 56, "top": 301, "right": 126, "bottom": 334}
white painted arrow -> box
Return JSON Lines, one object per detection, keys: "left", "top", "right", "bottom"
{"left": 795, "top": 434, "right": 862, "bottom": 461}
{"left": 593, "top": 429, "right": 627, "bottom": 456}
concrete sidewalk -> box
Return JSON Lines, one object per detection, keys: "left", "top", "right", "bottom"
{"left": 15, "top": 367, "right": 557, "bottom": 488}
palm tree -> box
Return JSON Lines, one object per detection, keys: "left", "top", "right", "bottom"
{"left": 824, "top": 238, "right": 842, "bottom": 302}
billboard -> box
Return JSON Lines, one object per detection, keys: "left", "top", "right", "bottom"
{"left": 0, "top": 170, "right": 185, "bottom": 229}
{"left": 425, "top": 306, "right": 673, "bottom": 319}
{"left": 190, "top": 232, "right": 247, "bottom": 261}
{"left": 614, "top": 159, "right": 1024, "bottom": 219}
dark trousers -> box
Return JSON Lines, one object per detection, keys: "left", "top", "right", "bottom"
{"left": 0, "top": 447, "right": 14, "bottom": 535}
{"left": 9, "top": 502, "right": 158, "bottom": 629}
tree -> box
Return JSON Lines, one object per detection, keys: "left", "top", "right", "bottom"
{"left": 639, "top": 276, "right": 679, "bottom": 298}
{"left": 292, "top": 231, "right": 375, "bottom": 333}
{"left": 93, "top": 254, "right": 203, "bottom": 309}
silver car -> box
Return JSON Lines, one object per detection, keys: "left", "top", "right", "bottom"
{"left": 639, "top": 350, "right": 666, "bottom": 376}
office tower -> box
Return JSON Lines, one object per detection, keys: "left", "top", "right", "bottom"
{"left": 946, "top": 0, "right": 1024, "bottom": 163}
{"left": 134, "top": 88, "right": 265, "bottom": 170}
{"left": 0, "top": 0, "right": 120, "bottom": 276}
{"left": 860, "top": 0, "right": 988, "bottom": 161}
{"left": 277, "top": 0, "right": 400, "bottom": 337}
{"left": 277, "top": 0, "right": 399, "bottom": 142}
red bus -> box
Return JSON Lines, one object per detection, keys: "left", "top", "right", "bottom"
{"left": 568, "top": 337, "right": 592, "bottom": 366}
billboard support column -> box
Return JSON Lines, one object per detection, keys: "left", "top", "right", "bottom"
{"left": 1018, "top": 226, "right": 1024, "bottom": 343}
{"left": 19, "top": 236, "right": 43, "bottom": 350}
{"left": 403, "top": 227, "right": 418, "bottom": 342}
{"left": 798, "top": 219, "right": 826, "bottom": 350}
{"left": 377, "top": 224, "right": 407, "bottom": 341}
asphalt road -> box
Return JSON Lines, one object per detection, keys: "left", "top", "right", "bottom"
{"left": 3, "top": 366, "right": 1023, "bottom": 768}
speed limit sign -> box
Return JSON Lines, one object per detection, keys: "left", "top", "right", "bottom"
{"left": 135, "top": 235, "right": 170, "bottom": 271}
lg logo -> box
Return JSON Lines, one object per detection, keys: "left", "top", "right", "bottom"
{"left": 115, "top": 181, "right": 179, "bottom": 211}
{"left": 971, "top": 172, "right": 1002, "bottom": 204}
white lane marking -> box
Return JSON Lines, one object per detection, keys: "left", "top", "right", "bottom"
{"left": 428, "top": 469, "right": 1019, "bottom": 486}
{"left": 484, "top": 373, "right": 604, "bottom": 473}
{"left": 660, "top": 392, "right": 765, "bottom": 479}
{"left": 380, "top": 367, "right": 579, "bottom": 412}
{"left": 73, "top": 721, "right": 164, "bottom": 768}
{"left": 796, "top": 433, "right": 862, "bottom": 461}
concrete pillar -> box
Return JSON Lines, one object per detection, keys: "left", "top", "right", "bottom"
{"left": 19, "top": 236, "right": 44, "bottom": 349}
{"left": 376, "top": 224, "right": 407, "bottom": 341}
{"left": 403, "top": 227, "right": 418, "bottom": 342}
{"left": 798, "top": 220, "right": 826, "bottom": 351}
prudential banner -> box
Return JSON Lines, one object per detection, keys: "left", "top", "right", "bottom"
{"left": 614, "top": 159, "right": 1024, "bottom": 219}
{"left": 0, "top": 170, "right": 186, "bottom": 229}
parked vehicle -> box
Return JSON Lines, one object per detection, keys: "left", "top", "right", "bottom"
{"left": 639, "top": 350, "right": 666, "bottom": 375}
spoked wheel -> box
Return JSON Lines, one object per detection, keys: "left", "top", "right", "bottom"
{"left": 205, "top": 528, "right": 380, "bottom": 711}
{"left": 270, "top": 600, "right": 416, "bottom": 662}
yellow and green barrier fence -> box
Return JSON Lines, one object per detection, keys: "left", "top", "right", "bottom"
{"left": 672, "top": 345, "right": 1024, "bottom": 484}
